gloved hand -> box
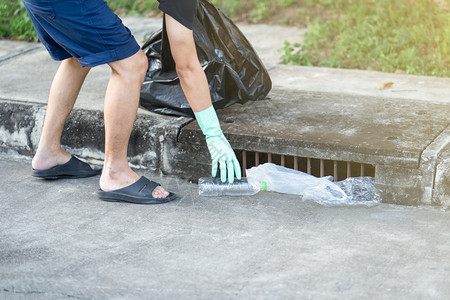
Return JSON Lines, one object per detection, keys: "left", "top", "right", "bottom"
{"left": 194, "top": 106, "right": 242, "bottom": 183}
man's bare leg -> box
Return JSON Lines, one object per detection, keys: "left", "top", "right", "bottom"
{"left": 32, "top": 57, "right": 91, "bottom": 171}
{"left": 99, "top": 50, "right": 169, "bottom": 199}
{"left": 164, "top": 14, "right": 211, "bottom": 113}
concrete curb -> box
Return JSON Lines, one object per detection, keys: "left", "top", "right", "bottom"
{"left": 0, "top": 99, "right": 191, "bottom": 172}
{"left": 0, "top": 17, "right": 449, "bottom": 206}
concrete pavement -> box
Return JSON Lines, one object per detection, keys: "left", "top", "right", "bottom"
{"left": 1, "top": 154, "right": 450, "bottom": 299}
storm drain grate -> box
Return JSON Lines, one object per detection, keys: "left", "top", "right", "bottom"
{"left": 239, "top": 150, "right": 375, "bottom": 182}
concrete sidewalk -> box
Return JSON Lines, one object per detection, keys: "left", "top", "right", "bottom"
{"left": 1, "top": 154, "right": 450, "bottom": 299}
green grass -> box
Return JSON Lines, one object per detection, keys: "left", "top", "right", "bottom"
{"left": 280, "top": 0, "right": 450, "bottom": 77}
{"left": 0, "top": 0, "right": 36, "bottom": 40}
{"left": 211, "top": 0, "right": 294, "bottom": 22}
{"left": 2, "top": 0, "right": 448, "bottom": 77}
{"left": 107, "top": 0, "right": 159, "bottom": 16}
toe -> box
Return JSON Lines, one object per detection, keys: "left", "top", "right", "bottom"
{"left": 152, "top": 186, "right": 170, "bottom": 198}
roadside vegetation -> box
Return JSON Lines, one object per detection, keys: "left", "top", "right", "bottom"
{"left": 0, "top": 0, "right": 36, "bottom": 41}
{"left": 278, "top": 0, "right": 449, "bottom": 77}
{"left": 1, "top": 0, "right": 448, "bottom": 77}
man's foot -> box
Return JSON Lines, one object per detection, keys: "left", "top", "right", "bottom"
{"left": 97, "top": 176, "right": 176, "bottom": 204}
{"left": 32, "top": 150, "right": 72, "bottom": 171}
{"left": 32, "top": 149, "right": 97, "bottom": 172}
{"left": 32, "top": 148, "right": 101, "bottom": 179}
{"left": 99, "top": 167, "right": 170, "bottom": 199}
{"left": 32, "top": 155, "right": 102, "bottom": 179}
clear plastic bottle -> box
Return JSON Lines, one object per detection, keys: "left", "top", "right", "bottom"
{"left": 198, "top": 177, "right": 260, "bottom": 196}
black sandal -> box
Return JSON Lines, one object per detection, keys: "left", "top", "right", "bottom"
{"left": 96, "top": 176, "right": 177, "bottom": 204}
{"left": 32, "top": 155, "right": 102, "bottom": 179}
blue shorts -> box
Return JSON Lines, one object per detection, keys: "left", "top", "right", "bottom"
{"left": 22, "top": 0, "right": 140, "bottom": 67}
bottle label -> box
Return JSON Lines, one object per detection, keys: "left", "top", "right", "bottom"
{"left": 261, "top": 181, "right": 267, "bottom": 191}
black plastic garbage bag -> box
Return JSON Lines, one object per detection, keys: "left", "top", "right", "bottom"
{"left": 139, "top": 0, "right": 272, "bottom": 117}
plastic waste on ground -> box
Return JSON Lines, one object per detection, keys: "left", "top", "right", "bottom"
{"left": 335, "top": 176, "right": 382, "bottom": 206}
{"left": 246, "top": 163, "right": 347, "bottom": 205}
{"left": 245, "top": 163, "right": 382, "bottom": 206}
{"left": 198, "top": 177, "right": 259, "bottom": 196}
{"left": 139, "top": 0, "right": 272, "bottom": 117}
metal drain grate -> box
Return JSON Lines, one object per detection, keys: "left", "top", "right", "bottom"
{"left": 239, "top": 150, "right": 375, "bottom": 182}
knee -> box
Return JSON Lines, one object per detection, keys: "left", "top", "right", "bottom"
{"left": 129, "top": 50, "right": 148, "bottom": 81}
{"left": 66, "top": 57, "right": 78, "bottom": 64}
{"left": 110, "top": 50, "right": 148, "bottom": 82}
{"left": 135, "top": 50, "right": 148, "bottom": 77}
{"left": 63, "top": 57, "right": 83, "bottom": 68}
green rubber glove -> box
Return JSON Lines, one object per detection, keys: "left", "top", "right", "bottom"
{"left": 194, "top": 105, "right": 242, "bottom": 183}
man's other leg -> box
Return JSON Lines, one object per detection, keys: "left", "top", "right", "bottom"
{"left": 32, "top": 57, "right": 91, "bottom": 170}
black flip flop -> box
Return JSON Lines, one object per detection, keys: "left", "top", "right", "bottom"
{"left": 96, "top": 176, "right": 177, "bottom": 204}
{"left": 32, "top": 155, "right": 102, "bottom": 179}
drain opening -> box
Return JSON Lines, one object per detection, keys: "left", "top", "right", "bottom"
{"left": 238, "top": 150, "right": 375, "bottom": 182}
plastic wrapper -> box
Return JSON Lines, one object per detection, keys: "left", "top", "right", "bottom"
{"left": 335, "top": 177, "right": 382, "bottom": 206}
{"left": 246, "top": 163, "right": 348, "bottom": 204}
{"left": 246, "top": 163, "right": 382, "bottom": 206}
{"left": 139, "top": 0, "right": 272, "bottom": 117}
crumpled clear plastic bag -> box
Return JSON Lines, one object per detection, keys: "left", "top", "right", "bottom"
{"left": 246, "top": 163, "right": 348, "bottom": 204}
{"left": 246, "top": 163, "right": 382, "bottom": 206}
{"left": 335, "top": 177, "right": 382, "bottom": 206}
